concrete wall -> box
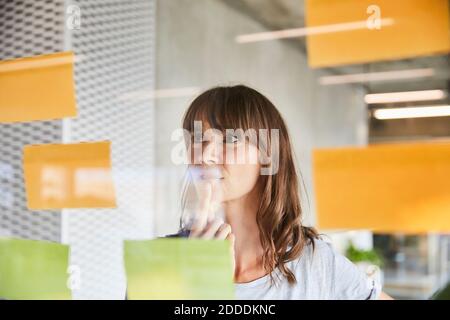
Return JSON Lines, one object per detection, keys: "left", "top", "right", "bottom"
{"left": 153, "top": 0, "right": 367, "bottom": 236}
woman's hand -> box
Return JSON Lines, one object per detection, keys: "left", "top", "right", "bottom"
{"left": 188, "top": 180, "right": 233, "bottom": 240}
{"left": 187, "top": 180, "right": 236, "bottom": 274}
{"left": 190, "top": 217, "right": 234, "bottom": 240}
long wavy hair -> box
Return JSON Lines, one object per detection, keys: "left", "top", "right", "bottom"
{"left": 181, "top": 85, "right": 319, "bottom": 284}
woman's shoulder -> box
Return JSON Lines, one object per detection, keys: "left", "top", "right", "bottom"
{"left": 295, "top": 236, "right": 335, "bottom": 258}
{"left": 286, "top": 237, "right": 380, "bottom": 299}
{"left": 310, "top": 237, "right": 335, "bottom": 255}
{"left": 288, "top": 237, "right": 337, "bottom": 272}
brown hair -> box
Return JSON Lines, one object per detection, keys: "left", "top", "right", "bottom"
{"left": 182, "top": 85, "right": 319, "bottom": 284}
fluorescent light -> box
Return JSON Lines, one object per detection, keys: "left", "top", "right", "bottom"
{"left": 119, "top": 87, "right": 201, "bottom": 101}
{"left": 365, "top": 90, "right": 447, "bottom": 104}
{"left": 236, "top": 18, "right": 395, "bottom": 43}
{"left": 373, "top": 105, "right": 450, "bottom": 120}
{"left": 319, "top": 68, "right": 435, "bottom": 85}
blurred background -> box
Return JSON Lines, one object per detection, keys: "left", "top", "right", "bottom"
{"left": 0, "top": 0, "right": 449, "bottom": 299}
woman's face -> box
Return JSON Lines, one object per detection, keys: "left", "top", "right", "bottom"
{"left": 188, "top": 123, "right": 261, "bottom": 203}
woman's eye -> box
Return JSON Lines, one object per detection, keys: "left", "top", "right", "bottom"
{"left": 225, "top": 135, "right": 239, "bottom": 144}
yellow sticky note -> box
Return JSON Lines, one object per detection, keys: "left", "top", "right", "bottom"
{"left": 124, "top": 239, "right": 235, "bottom": 300}
{"left": 0, "top": 52, "right": 77, "bottom": 123}
{"left": 313, "top": 142, "right": 450, "bottom": 234}
{"left": 23, "top": 141, "right": 116, "bottom": 210}
{"left": 306, "top": 0, "right": 450, "bottom": 67}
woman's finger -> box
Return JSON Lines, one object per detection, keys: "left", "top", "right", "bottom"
{"left": 207, "top": 179, "right": 223, "bottom": 223}
{"left": 200, "top": 218, "right": 224, "bottom": 239}
{"left": 215, "top": 223, "right": 232, "bottom": 240}
{"left": 189, "top": 182, "right": 212, "bottom": 237}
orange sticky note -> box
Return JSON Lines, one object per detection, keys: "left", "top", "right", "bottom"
{"left": 306, "top": 0, "right": 450, "bottom": 67}
{"left": 313, "top": 142, "right": 450, "bottom": 234}
{"left": 23, "top": 141, "right": 116, "bottom": 210}
{"left": 0, "top": 52, "right": 77, "bottom": 123}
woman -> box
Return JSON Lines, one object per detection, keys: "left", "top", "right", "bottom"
{"left": 176, "top": 85, "right": 391, "bottom": 300}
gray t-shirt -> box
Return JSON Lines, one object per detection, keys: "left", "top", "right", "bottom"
{"left": 235, "top": 239, "right": 381, "bottom": 300}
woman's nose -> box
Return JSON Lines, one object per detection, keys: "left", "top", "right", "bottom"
{"left": 202, "top": 141, "right": 221, "bottom": 165}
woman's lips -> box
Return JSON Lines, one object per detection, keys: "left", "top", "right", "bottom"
{"left": 189, "top": 167, "right": 223, "bottom": 181}
{"left": 200, "top": 175, "right": 224, "bottom": 180}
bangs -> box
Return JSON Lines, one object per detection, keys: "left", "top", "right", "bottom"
{"left": 182, "top": 86, "right": 265, "bottom": 134}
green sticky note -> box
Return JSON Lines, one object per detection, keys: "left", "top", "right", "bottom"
{"left": 0, "top": 238, "right": 71, "bottom": 300}
{"left": 124, "top": 238, "right": 235, "bottom": 300}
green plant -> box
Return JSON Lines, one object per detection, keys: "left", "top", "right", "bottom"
{"left": 431, "top": 282, "right": 450, "bottom": 300}
{"left": 345, "top": 242, "right": 384, "bottom": 267}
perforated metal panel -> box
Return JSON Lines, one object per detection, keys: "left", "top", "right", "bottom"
{"left": 0, "top": 0, "right": 65, "bottom": 242}
{"left": 1, "top": 0, "right": 156, "bottom": 299}
{"left": 63, "top": 0, "right": 156, "bottom": 299}
{"left": 0, "top": 0, "right": 65, "bottom": 60}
